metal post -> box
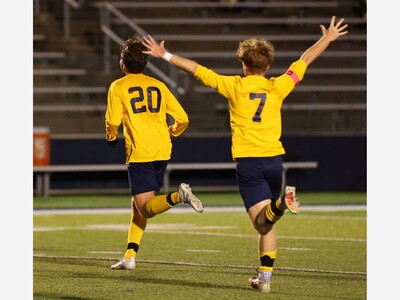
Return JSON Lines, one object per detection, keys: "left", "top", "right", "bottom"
{"left": 63, "top": 0, "right": 71, "bottom": 39}
{"left": 34, "top": 0, "right": 40, "bottom": 14}
{"left": 101, "top": 7, "right": 111, "bottom": 73}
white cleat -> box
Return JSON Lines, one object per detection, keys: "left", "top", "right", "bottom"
{"left": 110, "top": 257, "right": 136, "bottom": 270}
{"left": 178, "top": 183, "right": 204, "bottom": 213}
{"left": 249, "top": 272, "right": 271, "bottom": 293}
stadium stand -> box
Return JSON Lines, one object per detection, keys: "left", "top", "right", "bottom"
{"left": 34, "top": 0, "right": 366, "bottom": 136}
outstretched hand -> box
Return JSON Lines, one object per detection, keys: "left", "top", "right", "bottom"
{"left": 320, "top": 16, "right": 349, "bottom": 42}
{"left": 142, "top": 35, "right": 166, "bottom": 58}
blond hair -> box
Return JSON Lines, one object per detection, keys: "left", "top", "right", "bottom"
{"left": 236, "top": 38, "right": 275, "bottom": 73}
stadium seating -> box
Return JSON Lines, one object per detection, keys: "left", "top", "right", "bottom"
{"left": 33, "top": 0, "right": 366, "bottom": 136}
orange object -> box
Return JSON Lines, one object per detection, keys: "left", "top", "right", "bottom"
{"left": 33, "top": 127, "right": 51, "bottom": 166}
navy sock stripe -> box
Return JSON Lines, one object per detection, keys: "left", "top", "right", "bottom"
{"left": 166, "top": 193, "right": 176, "bottom": 206}
{"left": 260, "top": 255, "right": 275, "bottom": 268}
{"left": 127, "top": 242, "right": 139, "bottom": 253}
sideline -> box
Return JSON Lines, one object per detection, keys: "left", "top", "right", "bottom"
{"left": 33, "top": 204, "right": 366, "bottom": 215}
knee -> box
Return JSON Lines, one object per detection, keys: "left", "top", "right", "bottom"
{"left": 253, "top": 223, "right": 271, "bottom": 235}
{"left": 138, "top": 207, "right": 154, "bottom": 219}
{"left": 253, "top": 211, "right": 270, "bottom": 234}
{"left": 133, "top": 199, "right": 154, "bottom": 219}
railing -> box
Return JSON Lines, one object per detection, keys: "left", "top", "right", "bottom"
{"left": 98, "top": 2, "right": 185, "bottom": 94}
{"left": 34, "top": 0, "right": 366, "bottom": 134}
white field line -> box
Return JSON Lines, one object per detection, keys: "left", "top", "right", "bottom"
{"left": 33, "top": 254, "right": 366, "bottom": 276}
{"left": 33, "top": 204, "right": 366, "bottom": 216}
{"left": 33, "top": 223, "right": 366, "bottom": 242}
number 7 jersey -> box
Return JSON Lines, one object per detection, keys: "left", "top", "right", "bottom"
{"left": 194, "top": 60, "right": 307, "bottom": 159}
{"left": 105, "top": 73, "right": 189, "bottom": 163}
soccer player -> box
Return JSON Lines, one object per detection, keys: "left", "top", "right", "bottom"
{"left": 105, "top": 36, "right": 204, "bottom": 270}
{"left": 142, "top": 16, "right": 348, "bottom": 292}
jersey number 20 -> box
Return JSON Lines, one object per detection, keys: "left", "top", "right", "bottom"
{"left": 129, "top": 86, "right": 161, "bottom": 113}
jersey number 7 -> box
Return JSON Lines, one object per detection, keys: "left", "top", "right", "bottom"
{"left": 250, "top": 92, "right": 266, "bottom": 122}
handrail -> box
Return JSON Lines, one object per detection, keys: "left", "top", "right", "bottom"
{"left": 63, "top": 0, "right": 82, "bottom": 38}
{"left": 99, "top": 2, "right": 185, "bottom": 94}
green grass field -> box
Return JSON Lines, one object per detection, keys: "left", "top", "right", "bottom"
{"left": 33, "top": 192, "right": 366, "bottom": 299}
{"left": 33, "top": 191, "right": 366, "bottom": 209}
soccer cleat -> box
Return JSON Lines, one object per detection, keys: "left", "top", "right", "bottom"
{"left": 110, "top": 257, "right": 136, "bottom": 270}
{"left": 178, "top": 183, "right": 204, "bottom": 213}
{"left": 284, "top": 186, "right": 300, "bottom": 214}
{"left": 249, "top": 271, "right": 271, "bottom": 293}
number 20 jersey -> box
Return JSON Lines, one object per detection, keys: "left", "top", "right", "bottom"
{"left": 105, "top": 73, "right": 189, "bottom": 163}
{"left": 194, "top": 60, "right": 307, "bottom": 159}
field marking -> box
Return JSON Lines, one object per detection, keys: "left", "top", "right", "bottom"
{"left": 33, "top": 254, "right": 366, "bottom": 276}
{"left": 33, "top": 223, "right": 366, "bottom": 242}
{"left": 186, "top": 249, "right": 222, "bottom": 253}
{"left": 33, "top": 204, "right": 366, "bottom": 215}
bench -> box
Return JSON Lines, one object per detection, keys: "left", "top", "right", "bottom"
{"left": 175, "top": 50, "right": 367, "bottom": 59}
{"left": 194, "top": 85, "right": 366, "bottom": 93}
{"left": 113, "top": 17, "right": 366, "bottom": 26}
{"left": 187, "top": 67, "right": 366, "bottom": 76}
{"left": 33, "top": 104, "right": 107, "bottom": 112}
{"left": 33, "top": 34, "right": 45, "bottom": 41}
{"left": 100, "top": 1, "right": 339, "bottom": 9}
{"left": 150, "top": 34, "right": 366, "bottom": 42}
{"left": 33, "top": 86, "right": 107, "bottom": 94}
{"left": 33, "top": 51, "right": 66, "bottom": 59}
{"left": 33, "top": 161, "right": 318, "bottom": 197}
{"left": 33, "top": 69, "right": 87, "bottom": 76}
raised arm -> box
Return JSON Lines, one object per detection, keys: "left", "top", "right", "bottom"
{"left": 142, "top": 35, "right": 199, "bottom": 74}
{"left": 300, "top": 16, "right": 349, "bottom": 65}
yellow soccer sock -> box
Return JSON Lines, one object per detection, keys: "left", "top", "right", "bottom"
{"left": 264, "top": 202, "right": 284, "bottom": 224}
{"left": 124, "top": 210, "right": 147, "bottom": 259}
{"left": 169, "top": 191, "right": 181, "bottom": 204}
{"left": 259, "top": 250, "right": 277, "bottom": 273}
{"left": 144, "top": 194, "right": 173, "bottom": 217}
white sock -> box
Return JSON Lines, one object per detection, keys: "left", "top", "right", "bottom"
{"left": 259, "top": 271, "right": 272, "bottom": 283}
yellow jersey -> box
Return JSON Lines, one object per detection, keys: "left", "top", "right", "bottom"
{"left": 105, "top": 73, "right": 189, "bottom": 163}
{"left": 194, "top": 60, "right": 307, "bottom": 159}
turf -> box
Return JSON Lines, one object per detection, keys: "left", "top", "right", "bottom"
{"left": 33, "top": 194, "right": 366, "bottom": 299}
{"left": 33, "top": 191, "right": 367, "bottom": 209}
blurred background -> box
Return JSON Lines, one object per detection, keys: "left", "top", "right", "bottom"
{"left": 33, "top": 0, "right": 366, "bottom": 195}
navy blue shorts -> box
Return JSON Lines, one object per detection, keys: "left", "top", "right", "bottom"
{"left": 235, "top": 156, "right": 283, "bottom": 211}
{"left": 127, "top": 161, "right": 168, "bottom": 196}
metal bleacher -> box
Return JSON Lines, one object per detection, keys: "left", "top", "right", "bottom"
{"left": 34, "top": 0, "right": 366, "bottom": 136}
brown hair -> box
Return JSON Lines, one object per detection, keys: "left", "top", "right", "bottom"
{"left": 236, "top": 38, "right": 275, "bottom": 74}
{"left": 120, "top": 36, "right": 148, "bottom": 74}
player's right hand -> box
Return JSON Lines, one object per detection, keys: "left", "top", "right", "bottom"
{"left": 107, "top": 139, "right": 118, "bottom": 148}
